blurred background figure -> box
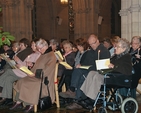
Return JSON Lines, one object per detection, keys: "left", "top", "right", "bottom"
{"left": 110, "top": 36, "right": 120, "bottom": 47}
{"left": 49, "top": 39, "right": 60, "bottom": 51}
{"left": 72, "top": 44, "right": 78, "bottom": 53}
{"left": 11, "top": 41, "right": 20, "bottom": 54}
{"left": 0, "top": 44, "right": 15, "bottom": 74}
{"left": 102, "top": 37, "right": 114, "bottom": 56}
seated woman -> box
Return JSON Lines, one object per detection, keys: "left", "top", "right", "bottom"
{"left": 10, "top": 38, "right": 56, "bottom": 113}
{"left": 74, "top": 38, "right": 88, "bottom": 68}
{"left": 0, "top": 38, "right": 40, "bottom": 106}
{"left": 59, "top": 38, "right": 89, "bottom": 94}
{"left": 78, "top": 38, "right": 132, "bottom": 108}
{"left": 58, "top": 40, "right": 76, "bottom": 91}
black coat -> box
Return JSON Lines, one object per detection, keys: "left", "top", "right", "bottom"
{"left": 58, "top": 52, "right": 76, "bottom": 76}
{"left": 110, "top": 53, "right": 132, "bottom": 75}
{"left": 106, "top": 53, "right": 132, "bottom": 87}
{"left": 80, "top": 44, "right": 111, "bottom": 71}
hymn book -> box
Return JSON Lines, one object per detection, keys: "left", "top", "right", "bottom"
{"left": 54, "top": 51, "right": 72, "bottom": 69}
{"left": 79, "top": 65, "right": 91, "bottom": 69}
{"left": 19, "top": 66, "right": 34, "bottom": 75}
{"left": 95, "top": 58, "right": 110, "bottom": 70}
{"left": 0, "top": 54, "right": 17, "bottom": 69}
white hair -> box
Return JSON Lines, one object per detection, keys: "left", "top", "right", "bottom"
{"left": 36, "top": 38, "right": 48, "bottom": 48}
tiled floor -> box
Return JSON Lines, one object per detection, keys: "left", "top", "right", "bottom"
{"left": 0, "top": 94, "right": 141, "bottom": 113}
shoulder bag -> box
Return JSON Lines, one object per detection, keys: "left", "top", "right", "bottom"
{"left": 37, "top": 69, "right": 52, "bottom": 110}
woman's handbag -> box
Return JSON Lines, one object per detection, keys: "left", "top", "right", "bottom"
{"left": 38, "top": 70, "right": 52, "bottom": 110}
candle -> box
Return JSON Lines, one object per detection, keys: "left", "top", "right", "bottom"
{"left": 138, "top": 48, "right": 140, "bottom": 55}
{"left": 98, "top": 50, "right": 100, "bottom": 60}
{"left": 27, "top": 55, "right": 30, "bottom": 60}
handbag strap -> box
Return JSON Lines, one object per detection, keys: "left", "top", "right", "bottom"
{"left": 39, "top": 71, "right": 50, "bottom": 99}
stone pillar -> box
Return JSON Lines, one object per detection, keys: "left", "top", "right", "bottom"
{"left": 119, "top": 0, "right": 141, "bottom": 41}
{"left": 119, "top": 0, "right": 129, "bottom": 39}
{"left": 129, "top": 0, "right": 141, "bottom": 37}
{"left": 0, "top": 0, "right": 33, "bottom": 41}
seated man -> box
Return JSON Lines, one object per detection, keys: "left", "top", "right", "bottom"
{"left": 59, "top": 34, "right": 111, "bottom": 109}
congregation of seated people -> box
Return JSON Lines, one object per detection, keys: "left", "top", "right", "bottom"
{"left": 0, "top": 34, "right": 141, "bottom": 112}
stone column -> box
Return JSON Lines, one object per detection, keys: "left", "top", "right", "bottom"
{"left": 119, "top": 0, "right": 129, "bottom": 40}
{"left": 129, "top": 0, "right": 141, "bottom": 37}
{"left": 119, "top": 0, "right": 141, "bottom": 41}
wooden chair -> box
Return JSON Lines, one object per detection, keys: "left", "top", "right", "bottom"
{"left": 54, "top": 62, "right": 60, "bottom": 108}
{"left": 136, "top": 78, "right": 141, "bottom": 94}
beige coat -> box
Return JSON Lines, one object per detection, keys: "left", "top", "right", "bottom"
{"left": 14, "top": 50, "right": 56, "bottom": 105}
{"left": 80, "top": 71, "right": 104, "bottom": 100}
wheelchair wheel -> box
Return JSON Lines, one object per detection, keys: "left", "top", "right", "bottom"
{"left": 107, "top": 93, "right": 123, "bottom": 111}
{"left": 98, "top": 107, "right": 107, "bottom": 113}
{"left": 121, "top": 97, "right": 138, "bottom": 113}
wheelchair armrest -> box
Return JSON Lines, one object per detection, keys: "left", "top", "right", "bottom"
{"left": 105, "top": 71, "right": 123, "bottom": 76}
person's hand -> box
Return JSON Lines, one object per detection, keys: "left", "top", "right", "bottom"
{"left": 26, "top": 61, "right": 33, "bottom": 67}
{"left": 65, "top": 67, "right": 72, "bottom": 70}
{"left": 13, "top": 56, "right": 20, "bottom": 62}
{"left": 108, "top": 63, "right": 114, "bottom": 68}
{"left": 0, "top": 56, "right": 2, "bottom": 59}
{"left": 15, "top": 64, "right": 21, "bottom": 68}
{"left": 135, "top": 54, "right": 140, "bottom": 59}
{"left": 76, "top": 64, "right": 81, "bottom": 68}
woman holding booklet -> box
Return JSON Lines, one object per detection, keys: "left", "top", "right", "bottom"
{"left": 58, "top": 38, "right": 89, "bottom": 92}
{"left": 0, "top": 38, "right": 40, "bottom": 106}
{"left": 10, "top": 38, "right": 56, "bottom": 113}
{"left": 58, "top": 40, "right": 76, "bottom": 91}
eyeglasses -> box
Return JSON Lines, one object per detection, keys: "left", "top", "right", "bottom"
{"left": 89, "top": 40, "right": 97, "bottom": 46}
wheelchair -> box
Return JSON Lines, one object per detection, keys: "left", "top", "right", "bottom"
{"left": 91, "top": 72, "right": 138, "bottom": 113}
